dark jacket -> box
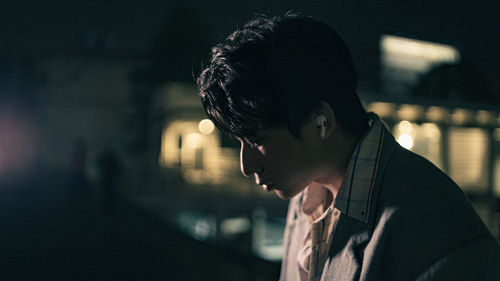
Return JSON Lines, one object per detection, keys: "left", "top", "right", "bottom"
{"left": 280, "top": 125, "right": 500, "bottom": 281}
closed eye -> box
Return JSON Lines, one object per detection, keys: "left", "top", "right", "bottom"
{"left": 251, "top": 140, "right": 262, "bottom": 148}
{"left": 246, "top": 138, "right": 263, "bottom": 149}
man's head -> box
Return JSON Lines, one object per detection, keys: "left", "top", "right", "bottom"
{"left": 197, "top": 14, "right": 369, "bottom": 198}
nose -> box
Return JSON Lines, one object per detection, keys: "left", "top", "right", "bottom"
{"left": 240, "top": 141, "right": 261, "bottom": 177}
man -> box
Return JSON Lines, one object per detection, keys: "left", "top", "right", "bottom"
{"left": 197, "top": 14, "right": 500, "bottom": 281}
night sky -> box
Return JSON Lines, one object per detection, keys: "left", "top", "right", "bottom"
{"left": 1, "top": 0, "right": 500, "bottom": 90}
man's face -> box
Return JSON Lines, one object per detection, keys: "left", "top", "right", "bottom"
{"left": 237, "top": 125, "right": 321, "bottom": 199}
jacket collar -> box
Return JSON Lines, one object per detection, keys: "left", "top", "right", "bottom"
{"left": 334, "top": 113, "right": 396, "bottom": 225}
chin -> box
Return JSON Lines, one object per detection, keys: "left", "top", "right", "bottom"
{"left": 274, "top": 188, "right": 302, "bottom": 200}
{"left": 274, "top": 190, "right": 288, "bottom": 200}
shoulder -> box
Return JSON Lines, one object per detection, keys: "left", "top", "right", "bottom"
{"left": 368, "top": 145, "right": 498, "bottom": 280}
{"left": 376, "top": 144, "right": 488, "bottom": 234}
{"left": 412, "top": 236, "right": 500, "bottom": 281}
{"left": 379, "top": 145, "right": 475, "bottom": 215}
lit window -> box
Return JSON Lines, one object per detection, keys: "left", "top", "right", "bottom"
{"left": 493, "top": 129, "right": 500, "bottom": 197}
{"left": 393, "top": 121, "right": 443, "bottom": 170}
{"left": 448, "top": 128, "right": 489, "bottom": 192}
{"left": 380, "top": 34, "right": 460, "bottom": 95}
{"left": 381, "top": 34, "right": 460, "bottom": 72}
{"left": 494, "top": 158, "right": 500, "bottom": 197}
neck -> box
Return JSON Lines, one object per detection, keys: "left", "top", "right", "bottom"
{"left": 314, "top": 130, "right": 362, "bottom": 200}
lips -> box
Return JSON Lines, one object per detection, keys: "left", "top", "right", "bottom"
{"left": 255, "top": 175, "right": 276, "bottom": 191}
{"left": 261, "top": 183, "right": 276, "bottom": 192}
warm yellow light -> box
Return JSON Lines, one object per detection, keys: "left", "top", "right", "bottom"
{"left": 186, "top": 133, "right": 203, "bottom": 147}
{"left": 381, "top": 35, "right": 460, "bottom": 64}
{"left": 448, "top": 128, "right": 489, "bottom": 189}
{"left": 451, "top": 108, "right": 473, "bottom": 125}
{"left": 476, "top": 110, "right": 494, "bottom": 125}
{"left": 198, "top": 119, "right": 215, "bottom": 135}
{"left": 426, "top": 106, "right": 448, "bottom": 122}
{"left": 397, "top": 134, "right": 414, "bottom": 149}
{"left": 422, "top": 123, "right": 441, "bottom": 143}
{"left": 397, "top": 105, "right": 424, "bottom": 121}
{"left": 398, "top": 121, "right": 413, "bottom": 134}
{"left": 367, "top": 102, "right": 396, "bottom": 118}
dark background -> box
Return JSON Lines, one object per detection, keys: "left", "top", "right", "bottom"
{"left": 1, "top": 1, "right": 499, "bottom": 280}
{"left": 1, "top": 0, "right": 499, "bottom": 90}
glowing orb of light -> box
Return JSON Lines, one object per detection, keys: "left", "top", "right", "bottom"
{"left": 198, "top": 119, "right": 215, "bottom": 135}
{"left": 397, "top": 133, "right": 414, "bottom": 150}
{"left": 398, "top": 120, "right": 413, "bottom": 134}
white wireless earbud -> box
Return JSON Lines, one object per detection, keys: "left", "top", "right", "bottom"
{"left": 316, "top": 115, "right": 327, "bottom": 138}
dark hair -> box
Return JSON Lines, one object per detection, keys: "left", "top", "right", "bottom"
{"left": 197, "top": 13, "right": 368, "bottom": 139}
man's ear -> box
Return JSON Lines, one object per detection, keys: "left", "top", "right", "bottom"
{"left": 315, "top": 101, "right": 336, "bottom": 139}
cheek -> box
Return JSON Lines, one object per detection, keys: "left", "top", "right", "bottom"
{"left": 277, "top": 152, "right": 313, "bottom": 187}
{"left": 261, "top": 139, "right": 312, "bottom": 183}
{"left": 289, "top": 152, "right": 319, "bottom": 186}
{"left": 267, "top": 149, "right": 298, "bottom": 174}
